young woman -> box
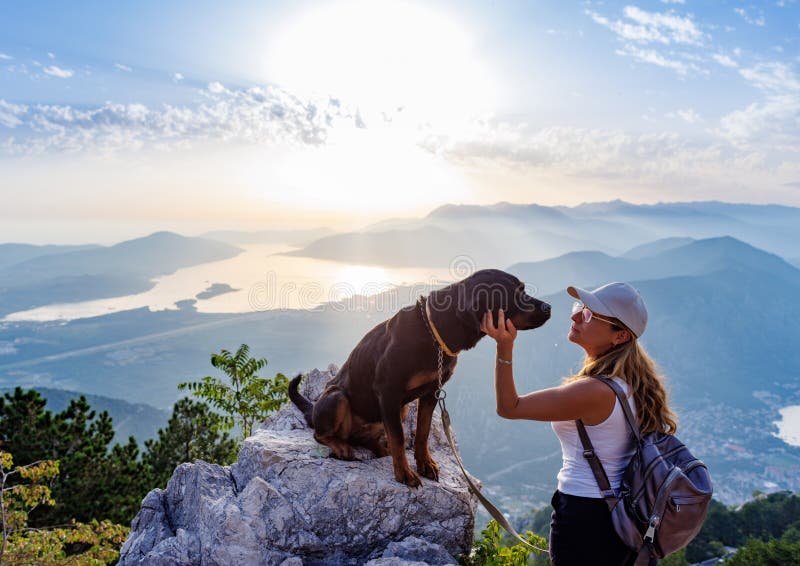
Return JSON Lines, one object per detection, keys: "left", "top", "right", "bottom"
{"left": 480, "top": 282, "right": 677, "bottom": 566}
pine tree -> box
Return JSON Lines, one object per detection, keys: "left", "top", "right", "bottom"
{"left": 143, "top": 397, "right": 239, "bottom": 488}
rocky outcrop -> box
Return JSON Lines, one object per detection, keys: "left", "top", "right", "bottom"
{"left": 118, "top": 364, "right": 479, "bottom": 565}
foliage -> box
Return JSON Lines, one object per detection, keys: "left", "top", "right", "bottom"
{"left": 0, "top": 388, "right": 148, "bottom": 526}
{"left": 660, "top": 548, "right": 691, "bottom": 566}
{"left": 461, "top": 520, "right": 547, "bottom": 566}
{"left": 685, "top": 491, "right": 800, "bottom": 562}
{"left": 0, "top": 386, "right": 243, "bottom": 528}
{"left": 3, "top": 519, "right": 128, "bottom": 566}
{"left": 143, "top": 397, "right": 239, "bottom": 488}
{"left": 178, "top": 343, "right": 289, "bottom": 439}
{"left": 1, "top": 451, "right": 59, "bottom": 562}
{"left": 1, "top": 450, "right": 127, "bottom": 565}
{"left": 724, "top": 527, "right": 800, "bottom": 565}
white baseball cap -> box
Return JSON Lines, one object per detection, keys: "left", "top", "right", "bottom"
{"left": 567, "top": 281, "right": 648, "bottom": 338}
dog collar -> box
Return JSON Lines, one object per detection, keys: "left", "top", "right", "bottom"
{"left": 425, "top": 298, "right": 459, "bottom": 358}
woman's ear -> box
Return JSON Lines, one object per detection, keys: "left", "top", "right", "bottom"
{"left": 614, "top": 329, "right": 632, "bottom": 345}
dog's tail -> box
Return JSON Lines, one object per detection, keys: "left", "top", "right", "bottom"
{"left": 288, "top": 373, "right": 314, "bottom": 428}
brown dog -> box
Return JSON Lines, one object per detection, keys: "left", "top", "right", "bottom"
{"left": 288, "top": 268, "right": 551, "bottom": 487}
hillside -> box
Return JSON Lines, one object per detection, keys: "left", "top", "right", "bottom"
{"left": 0, "top": 386, "right": 169, "bottom": 445}
{"left": 0, "top": 232, "right": 242, "bottom": 317}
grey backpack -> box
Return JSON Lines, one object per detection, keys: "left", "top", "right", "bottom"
{"left": 576, "top": 375, "right": 713, "bottom": 565}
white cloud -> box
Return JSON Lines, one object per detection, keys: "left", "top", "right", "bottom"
{"left": 43, "top": 65, "right": 74, "bottom": 78}
{"left": 740, "top": 62, "right": 800, "bottom": 93}
{"left": 114, "top": 63, "right": 133, "bottom": 72}
{"left": 0, "top": 53, "right": 12, "bottom": 60}
{"left": 717, "top": 94, "right": 800, "bottom": 152}
{"left": 0, "top": 100, "right": 28, "bottom": 128}
{"left": 667, "top": 108, "right": 702, "bottom": 123}
{"left": 660, "top": 0, "right": 685, "bottom": 3}
{"left": 734, "top": 7, "right": 765, "bottom": 27}
{"left": 0, "top": 85, "right": 363, "bottom": 156}
{"left": 207, "top": 81, "right": 226, "bottom": 94}
{"left": 615, "top": 44, "right": 696, "bottom": 75}
{"left": 712, "top": 53, "right": 738, "bottom": 68}
{"left": 588, "top": 6, "right": 705, "bottom": 47}
{"left": 715, "top": 63, "right": 800, "bottom": 153}
{"left": 47, "top": 52, "right": 55, "bottom": 59}
{"left": 173, "top": 72, "right": 184, "bottom": 81}
{"left": 416, "top": 115, "right": 798, "bottom": 202}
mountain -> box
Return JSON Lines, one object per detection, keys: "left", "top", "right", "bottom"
{"left": 509, "top": 236, "right": 800, "bottom": 297}
{"left": 279, "top": 225, "right": 516, "bottom": 267}
{"left": 621, "top": 237, "right": 695, "bottom": 259}
{"left": 200, "top": 227, "right": 336, "bottom": 246}
{"left": 280, "top": 200, "right": 800, "bottom": 270}
{"left": 0, "top": 243, "right": 102, "bottom": 270}
{"left": 0, "top": 231, "right": 242, "bottom": 317}
{"left": 555, "top": 200, "right": 800, "bottom": 259}
{"left": 0, "top": 386, "right": 170, "bottom": 445}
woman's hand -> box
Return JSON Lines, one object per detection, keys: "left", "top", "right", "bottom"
{"left": 480, "top": 308, "right": 517, "bottom": 348}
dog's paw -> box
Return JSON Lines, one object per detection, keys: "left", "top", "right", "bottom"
{"left": 331, "top": 445, "right": 355, "bottom": 460}
{"left": 396, "top": 466, "right": 422, "bottom": 488}
{"left": 416, "top": 456, "right": 440, "bottom": 482}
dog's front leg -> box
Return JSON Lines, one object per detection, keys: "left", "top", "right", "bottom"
{"left": 414, "top": 392, "right": 439, "bottom": 481}
{"left": 379, "top": 393, "right": 422, "bottom": 488}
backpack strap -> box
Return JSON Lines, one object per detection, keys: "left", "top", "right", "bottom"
{"left": 592, "top": 374, "right": 642, "bottom": 442}
{"left": 574, "top": 374, "right": 641, "bottom": 512}
{"left": 575, "top": 418, "right": 619, "bottom": 511}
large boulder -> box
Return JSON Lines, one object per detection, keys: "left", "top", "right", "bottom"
{"left": 119, "top": 364, "right": 479, "bottom": 565}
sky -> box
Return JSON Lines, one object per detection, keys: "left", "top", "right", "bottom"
{"left": 1, "top": 0, "right": 799, "bottom": 244}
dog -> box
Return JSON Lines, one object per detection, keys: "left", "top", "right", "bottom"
{"left": 288, "top": 268, "right": 551, "bottom": 487}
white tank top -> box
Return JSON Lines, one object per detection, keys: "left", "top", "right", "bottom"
{"left": 550, "top": 376, "right": 638, "bottom": 498}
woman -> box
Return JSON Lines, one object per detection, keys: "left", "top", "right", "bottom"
{"left": 480, "top": 282, "right": 677, "bottom": 566}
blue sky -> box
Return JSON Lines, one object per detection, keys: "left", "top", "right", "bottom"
{"left": 1, "top": 0, "right": 798, "bottom": 243}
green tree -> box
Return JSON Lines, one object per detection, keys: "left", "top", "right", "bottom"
{"left": 0, "top": 388, "right": 148, "bottom": 527}
{"left": 1, "top": 450, "right": 128, "bottom": 566}
{"left": 660, "top": 548, "right": 691, "bottom": 566}
{"left": 461, "top": 520, "right": 547, "bottom": 566}
{"left": 724, "top": 530, "right": 800, "bottom": 565}
{"left": 178, "top": 344, "right": 289, "bottom": 439}
{"left": 143, "top": 397, "right": 239, "bottom": 488}
{"left": 1, "top": 451, "right": 58, "bottom": 562}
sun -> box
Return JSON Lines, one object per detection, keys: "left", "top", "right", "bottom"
{"left": 261, "top": 0, "right": 500, "bottom": 124}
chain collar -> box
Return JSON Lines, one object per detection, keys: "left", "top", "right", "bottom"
{"left": 417, "top": 296, "right": 450, "bottom": 397}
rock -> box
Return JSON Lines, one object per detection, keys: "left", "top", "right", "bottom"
{"left": 119, "top": 364, "right": 479, "bottom": 565}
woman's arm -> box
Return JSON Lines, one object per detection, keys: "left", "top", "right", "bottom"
{"left": 483, "top": 309, "right": 615, "bottom": 422}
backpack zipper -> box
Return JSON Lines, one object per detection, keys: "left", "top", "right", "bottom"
{"left": 630, "top": 445, "right": 690, "bottom": 505}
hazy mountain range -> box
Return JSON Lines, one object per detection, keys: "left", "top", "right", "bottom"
{"left": 1, "top": 199, "right": 798, "bottom": 511}
{"left": 280, "top": 200, "right": 800, "bottom": 269}
{"left": 0, "top": 232, "right": 242, "bottom": 317}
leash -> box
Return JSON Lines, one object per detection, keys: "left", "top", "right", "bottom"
{"left": 417, "top": 297, "right": 548, "bottom": 555}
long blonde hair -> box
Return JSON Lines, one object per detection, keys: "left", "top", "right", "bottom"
{"left": 564, "top": 338, "right": 677, "bottom": 435}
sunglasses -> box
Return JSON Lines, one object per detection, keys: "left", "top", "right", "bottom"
{"left": 571, "top": 301, "right": 620, "bottom": 327}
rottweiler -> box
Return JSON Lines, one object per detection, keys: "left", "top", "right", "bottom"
{"left": 288, "top": 268, "right": 551, "bottom": 487}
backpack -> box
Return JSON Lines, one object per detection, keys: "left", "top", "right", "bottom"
{"left": 575, "top": 375, "right": 713, "bottom": 566}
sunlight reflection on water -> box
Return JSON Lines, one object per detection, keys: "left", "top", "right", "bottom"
{"left": 3, "top": 243, "right": 458, "bottom": 322}
{"left": 773, "top": 405, "right": 800, "bottom": 447}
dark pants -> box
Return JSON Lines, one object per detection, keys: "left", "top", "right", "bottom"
{"left": 549, "top": 489, "right": 638, "bottom": 566}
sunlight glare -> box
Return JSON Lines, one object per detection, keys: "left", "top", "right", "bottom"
{"left": 263, "top": 0, "right": 500, "bottom": 125}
